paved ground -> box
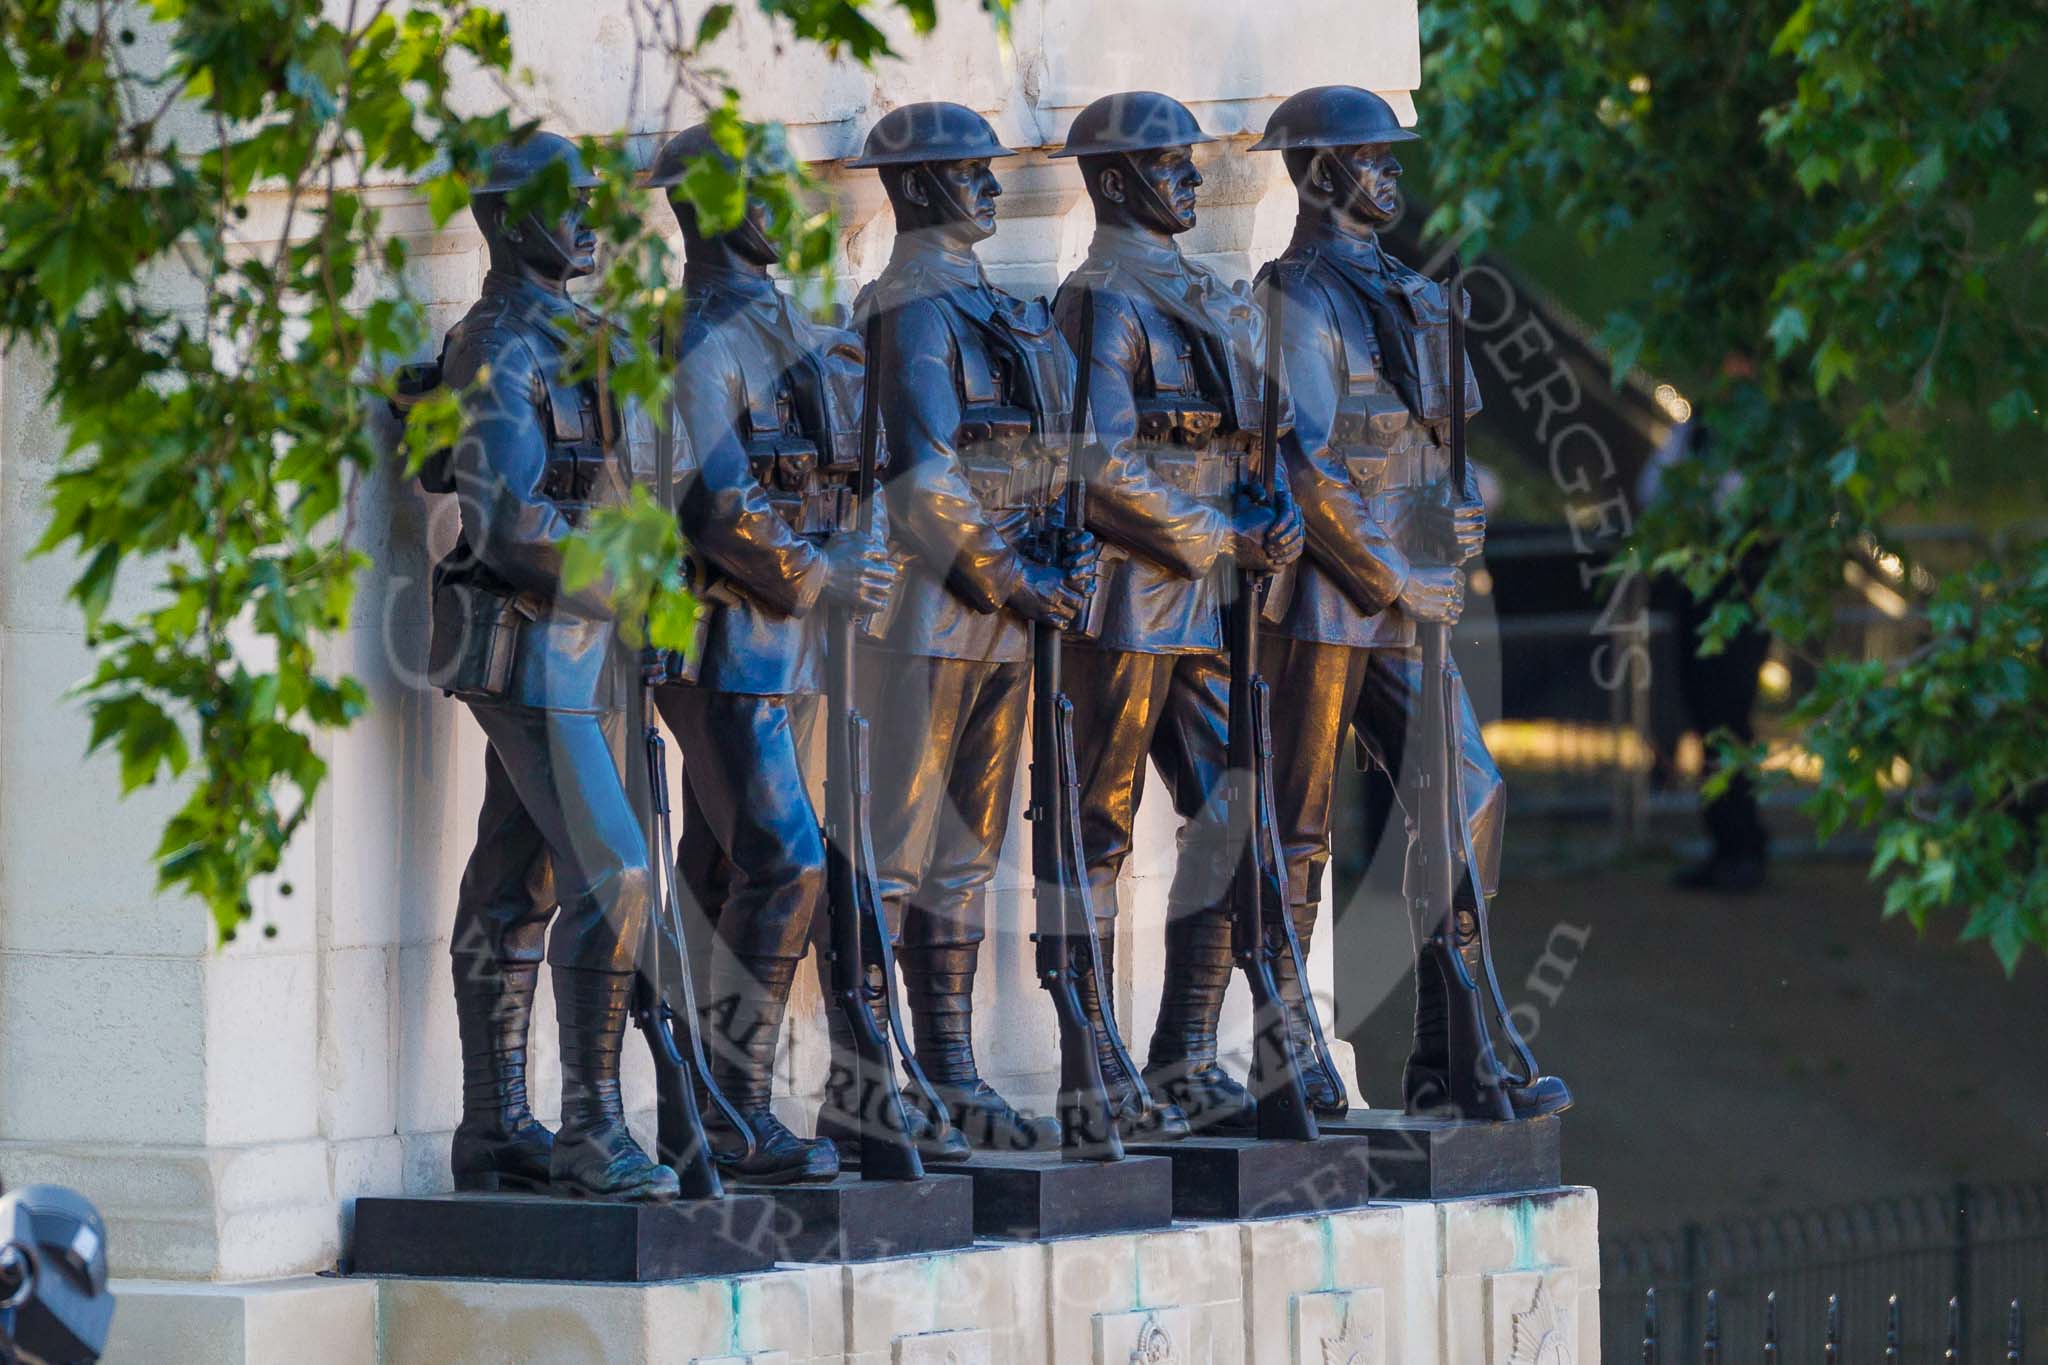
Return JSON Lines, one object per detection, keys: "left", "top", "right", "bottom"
{"left": 1335, "top": 846, "right": 2048, "bottom": 1235}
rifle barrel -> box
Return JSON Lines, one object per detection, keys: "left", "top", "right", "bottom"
{"left": 857, "top": 314, "right": 883, "bottom": 535}
{"left": 1447, "top": 254, "right": 1467, "bottom": 492}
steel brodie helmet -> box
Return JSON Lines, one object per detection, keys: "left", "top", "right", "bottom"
{"left": 1051, "top": 91, "right": 1216, "bottom": 159}
{"left": 643, "top": 121, "right": 798, "bottom": 188}
{"left": 1248, "top": 85, "right": 1419, "bottom": 153}
{"left": 476, "top": 129, "right": 601, "bottom": 194}
{"left": 846, "top": 103, "right": 1018, "bottom": 168}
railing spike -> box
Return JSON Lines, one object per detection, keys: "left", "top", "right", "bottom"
{"left": 2009, "top": 1298, "right": 2025, "bottom": 1365}
{"left": 1886, "top": 1293, "right": 1904, "bottom": 1363}
{"left": 1642, "top": 1286, "right": 1659, "bottom": 1365}
{"left": 1701, "top": 1287, "right": 1719, "bottom": 1365}
{"left": 1824, "top": 1293, "right": 1841, "bottom": 1364}
{"left": 1947, "top": 1295, "right": 1963, "bottom": 1363}
{"left": 1762, "top": 1289, "right": 1778, "bottom": 1362}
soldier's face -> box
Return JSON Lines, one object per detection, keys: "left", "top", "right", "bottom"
{"left": 1330, "top": 143, "right": 1402, "bottom": 226}
{"left": 521, "top": 190, "right": 597, "bottom": 280}
{"left": 1123, "top": 145, "right": 1202, "bottom": 235}
{"left": 730, "top": 198, "right": 781, "bottom": 267}
{"left": 925, "top": 157, "right": 1003, "bottom": 239}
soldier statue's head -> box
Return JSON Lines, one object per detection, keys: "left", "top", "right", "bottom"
{"left": 471, "top": 130, "right": 601, "bottom": 288}
{"left": 1250, "top": 85, "right": 1418, "bottom": 234}
{"left": 848, "top": 102, "right": 1016, "bottom": 248}
{"left": 645, "top": 123, "right": 788, "bottom": 271}
{"left": 1054, "top": 91, "right": 1215, "bottom": 239}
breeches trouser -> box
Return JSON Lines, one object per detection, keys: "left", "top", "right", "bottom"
{"left": 1258, "top": 638, "right": 1506, "bottom": 911}
{"left": 860, "top": 654, "right": 1030, "bottom": 949}
{"left": 454, "top": 703, "right": 651, "bottom": 974}
{"left": 1059, "top": 644, "right": 1234, "bottom": 917}
{"left": 657, "top": 686, "right": 827, "bottom": 966}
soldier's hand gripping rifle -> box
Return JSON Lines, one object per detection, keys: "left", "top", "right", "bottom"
{"left": 1228, "top": 282, "right": 1331, "bottom": 1142}
{"left": 1029, "top": 289, "right": 1152, "bottom": 1162}
{"left": 1405, "top": 256, "right": 1536, "bottom": 1121}
{"left": 820, "top": 315, "right": 947, "bottom": 1181}
{"left": 633, "top": 338, "right": 757, "bottom": 1198}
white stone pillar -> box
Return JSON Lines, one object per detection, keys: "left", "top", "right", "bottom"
{"left": 0, "top": 337, "right": 335, "bottom": 1280}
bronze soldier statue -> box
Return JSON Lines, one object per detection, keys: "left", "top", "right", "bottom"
{"left": 846, "top": 103, "right": 1099, "bottom": 1152}
{"left": 431, "top": 131, "right": 679, "bottom": 1201}
{"left": 1049, "top": 92, "right": 1310, "bottom": 1134}
{"left": 1249, "top": 86, "right": 1570, "bottom": 1119}
{"left": 641, "top": 126, "right": 919, "bottom": 1182}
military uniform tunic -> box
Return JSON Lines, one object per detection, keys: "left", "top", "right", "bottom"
{"left": 1255, "top": 225, "right": 1504, "bottom": 911}
{"left": 855, "top": 237, "right": 1074, "bottom": 949}
{"left": 1053, "top": 226, "right": 1298, "bottom": 916}
{"left": 654, "top": 265, "right": 876, "bottom": 968}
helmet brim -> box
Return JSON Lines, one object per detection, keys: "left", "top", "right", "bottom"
{"left": 844, "top": 144, "right": 1020, "bottom": 169}
{"left": 1048, "top": 129, "right": 1218, "bottom": 159}
{"left": 478, "top": 165, "right": 603, "bottom": 193}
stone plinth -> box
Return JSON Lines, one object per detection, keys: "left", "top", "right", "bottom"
{"left": 97, "top": 1187, "right": 1600, "bottom": 1364}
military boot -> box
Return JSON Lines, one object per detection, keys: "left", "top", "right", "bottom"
{"left": 449, "top": 955, "right": 555, "bottom": 1192}
{"left": 1077, "top": 923, "right": 1190, "bottom": 1142}
{"left": 702, "top": 953, "right": 841, "bottom": 1184}
{"left": 902, "top": 945, "right": 1061, "bottom": 1152}
{"left": 1402, "top": 906, "right": 1573, "bottom": 1121}
{"left": 550, "top": 967, "right": 681, "bottom": 1201}
{"left": 817, "top": 964, "right": 970, "bottom": 1162}
{"left": 1271, "top": 905, "right": 1350, "bottom": 1117}
{"left": 1143, "top": 909, "right": 1258, "bottom": 1134}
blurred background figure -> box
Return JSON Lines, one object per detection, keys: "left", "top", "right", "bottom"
{"left": 1640, "top": 420, "right": 1772, "bottom": 893}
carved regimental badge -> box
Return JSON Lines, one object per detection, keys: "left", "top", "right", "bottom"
{"left": 1507, "top": 1278, "right": 1574, "bottom": 1365}
{"left": 1320, "top": 1313, "right": 1376, "bottom": 1365}
{"left": 1128, "top": 1317, "right": 1179, "bottom": 1364}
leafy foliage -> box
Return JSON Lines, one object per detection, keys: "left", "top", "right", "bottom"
{"left": 1423, "top": 0, "right": 2048, "bottom": 963}
{"left": 0, "top": 0, "right": 985, "bottom": 940}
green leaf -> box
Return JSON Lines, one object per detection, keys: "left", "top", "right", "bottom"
{"left": 424, "top": 171, "right": 471, "bottom": 227}
{"left": 1596, "top": 311, "right": 1646, "bottom": 389}
{"left": 695, "top": 3, "right": 736, "bottom": 47}
{"left": 1767, "top": 305, "right": 1809, "bottom": 357}
{"left": 1813, "top": 337, "right": 1856, "bottom": 397}
{"left": 1795, "top": 154, "right": 1839, "bottom": 195}
{"left": 682, "top": 157, "right": 746, "bottom": 235}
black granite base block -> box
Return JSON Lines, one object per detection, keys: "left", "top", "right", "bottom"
{"left": 349, "top": 1192, "right": 782, "bottom": 1281}
{"left": 1122, "top": 1134, "right": 1373, "bottom": 1220}
{"left": 728, "top": 1172, "right": 976, "bottom": 1263}
{"left": 1315, "top": 1110, "right": 1561, "bottom": 1199}
{"left": 923, "top": 1151, "right": 1174, "bottom": 1241}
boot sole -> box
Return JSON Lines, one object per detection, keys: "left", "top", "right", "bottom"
{"left": 549, "top": 1175, "right": 681, "bottom": 1202}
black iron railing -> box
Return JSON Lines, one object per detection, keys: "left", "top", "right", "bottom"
{"left": 1635, "top": 1288, "right": 2027, "bottom": 1362}
{"left": 1604, "top": 1183, "right": 2048, "bottom": 1358}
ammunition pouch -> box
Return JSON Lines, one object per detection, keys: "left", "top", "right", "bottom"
{"left": 536, "top": 442, "right": 613, "bottom": 526}
{"left": 743, "top": 432, "right": 859, "bottom": 538}
{"left": 1136, "top": 397, "right": 1251, "bottom": 502}
{"left": 1332, "top": 390, "right": 1415, "bottom": 496}
{"left": 956, "top": 404, "right": 1064, "bottom": 523}
{"left": 429, "top": 575, "right": 535, "bottom": 701}
{"left": 1136, "top": 398, "right": 1225, "bottom": 452}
